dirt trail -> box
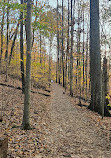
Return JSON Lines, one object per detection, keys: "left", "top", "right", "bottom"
{"left": 44, "top": 83, "right": 111, "bottom": 158}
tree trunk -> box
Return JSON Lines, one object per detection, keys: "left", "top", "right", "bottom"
{"left": 9, "top": 22, "right": 19, "bottom": 65}
{"left": 62, "top": 0, "right": 64, "bottom": 87}
{"left": 20, "top": 0, "right": 25, "bottom": 94}
{"left": 77, "top": 4, "right": 81, "bottom": 104}
{"left": 70, "top": 0, "right": 73, "bottom": 96}
{"left": 82, "top": 7, "right": 85, "bottom": 93}
{"left": 0, "top": 0, "right": 5, "bottom": 65}
{"left": 85, "top": 31, "right": 89, "bottom": 100}
{"left": 32, "top": 0, "right": 38, "bottom": 48}
{"left": 49, "top": 36, "right": 52, "bottom": 88}
{"left": 89, "top": 0, "right": 102, "bottom": 115}
{"left": 22, "top": 0, "right": 32, "bottom": 130}
{"left": 103, "top": 57, "right": 111, "bottom": 117}
{"left": 57, "top": 0, "right": 60, "bottom": 84}
{"left": 65, "top": 0, "right": 69, "bottom": 91}
{"left": 5, "top": 0, "right": 9, "bottom": 82}
{"left": 40, "top": 32, "right": 42, "bottom": 64}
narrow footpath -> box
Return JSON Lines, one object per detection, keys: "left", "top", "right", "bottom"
{"left": 44, "top": 83, "right": 111, "bottom": 158}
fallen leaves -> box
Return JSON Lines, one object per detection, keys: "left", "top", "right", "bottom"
{"left": 0, "top": 75, "right": 51, "bottom": 158}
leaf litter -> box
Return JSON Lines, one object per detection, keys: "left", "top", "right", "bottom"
{"left": 0, "top": 75, "right": 111, "bottom": 158}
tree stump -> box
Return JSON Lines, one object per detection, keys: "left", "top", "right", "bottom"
{"left": 0, "top": 135, "right": 8, "bottom": 158}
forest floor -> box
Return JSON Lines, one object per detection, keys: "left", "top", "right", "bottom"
{"left": 43, "top": 83, "right": 111, "bottom": 158}
{"left": 0, "top": 75, "right": 111, "bottom": 158}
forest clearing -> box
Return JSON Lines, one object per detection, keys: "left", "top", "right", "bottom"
{"left": 0, "top": 0, "right": 111, "bottom": 157}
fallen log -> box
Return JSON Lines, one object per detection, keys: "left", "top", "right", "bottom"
{"left": 31, "top": 91, "right": 51, "bottom": 96}
{"left": 38, "top": 92, "right": 51, "bottom": 97}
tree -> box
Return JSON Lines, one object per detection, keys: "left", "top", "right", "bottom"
{"left": 20, "top": 0, "right": 25, "bottom": 94}
{"left": 65, "top": 0, "right": 70, "bottom": 91}
{"left": 0, "top": 0, "right": 5, "bottom": 65}
{"left": 57, "top": 0, "right": 60, "bottom": 84}
{"left": 62, "top": 0, "right": 64, "bottom": 87}
{"left": 82, "top": 3, "right": 85, "bottom": 93}
{"left": 89, "top": 0, "right": 102, "bottom": 115}
{"left": 70, "top": 0, "right": 73, "bottom": 96}
{"left": 9, "top": 22, "right": 19, "bottom": 65}
{"left": 22, "top": 0, "right": 32, "bottom": 130}
{"left": 76, "top": 1, "right": 82, "bottom": 104}
{"left": 103, "top": 56, "right": 111, "bottom": 117}
{"left": 49, "top": 36, "right": 52, "bottom": 88}
{"left": 5, "top": 0, "right": 9, "bottom": 81}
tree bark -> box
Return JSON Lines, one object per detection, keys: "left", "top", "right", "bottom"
{"left": 40, "top": 31, "right": 42, "bottom": 64}
{"left": 70, "top": 0, "right": 73, "bottom": 96}
{"left": 85, "top": 31, "right": 89, "bottom": 100}
{"left": 20, "top": 0, "right": 25, "bottom": 94}
{"left": 77, "top": 3, "right": 81, "bottom": 104}
{"left": 9, "top": 22, "right": 19, "bottom": 65}
{"left": 49, "top": 36, "right": 52, "bottom": 88}
{"left": 32, "top": 0, "right": 38, "bottom": 48}
{"left": 57, "top": 0, "right": 60, "bottom": 84}
{"left": 89, "top": 0, "right": 102, "bottom": 115}
{"left": 5, "top": 0, "right": 9, "bottom": 60}
{"left": 0, "top": 0, "right": 5, "bottom": 64}
{"left": 62, "top": 0, "right": 64, "bottom": 87}
{"left": 65, "top": 0, "right": 70, "bottom": 90}
{"left": 22, "top": 0, "right": 32, "bottom": 130}
{"left": 82, "top": 7, "right": 85, "bottom": 93}
{"left": 5, "top": 0, "right": 9, "bottom": 82}
{"left": 103, "top": 57, "right": 111, "bottom": 117}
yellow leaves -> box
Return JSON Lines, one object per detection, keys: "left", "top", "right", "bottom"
{"left": 32, "top": 62, "right": 41, "bottom": 67}
{"left": 106, "top": 94, "right": 110, "bottom": 100}
{"left": 20, "top": 59, "right": 23, "bottom": 62}
{"left": 107, "top": 104, "right": 111, "bottom": 107}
